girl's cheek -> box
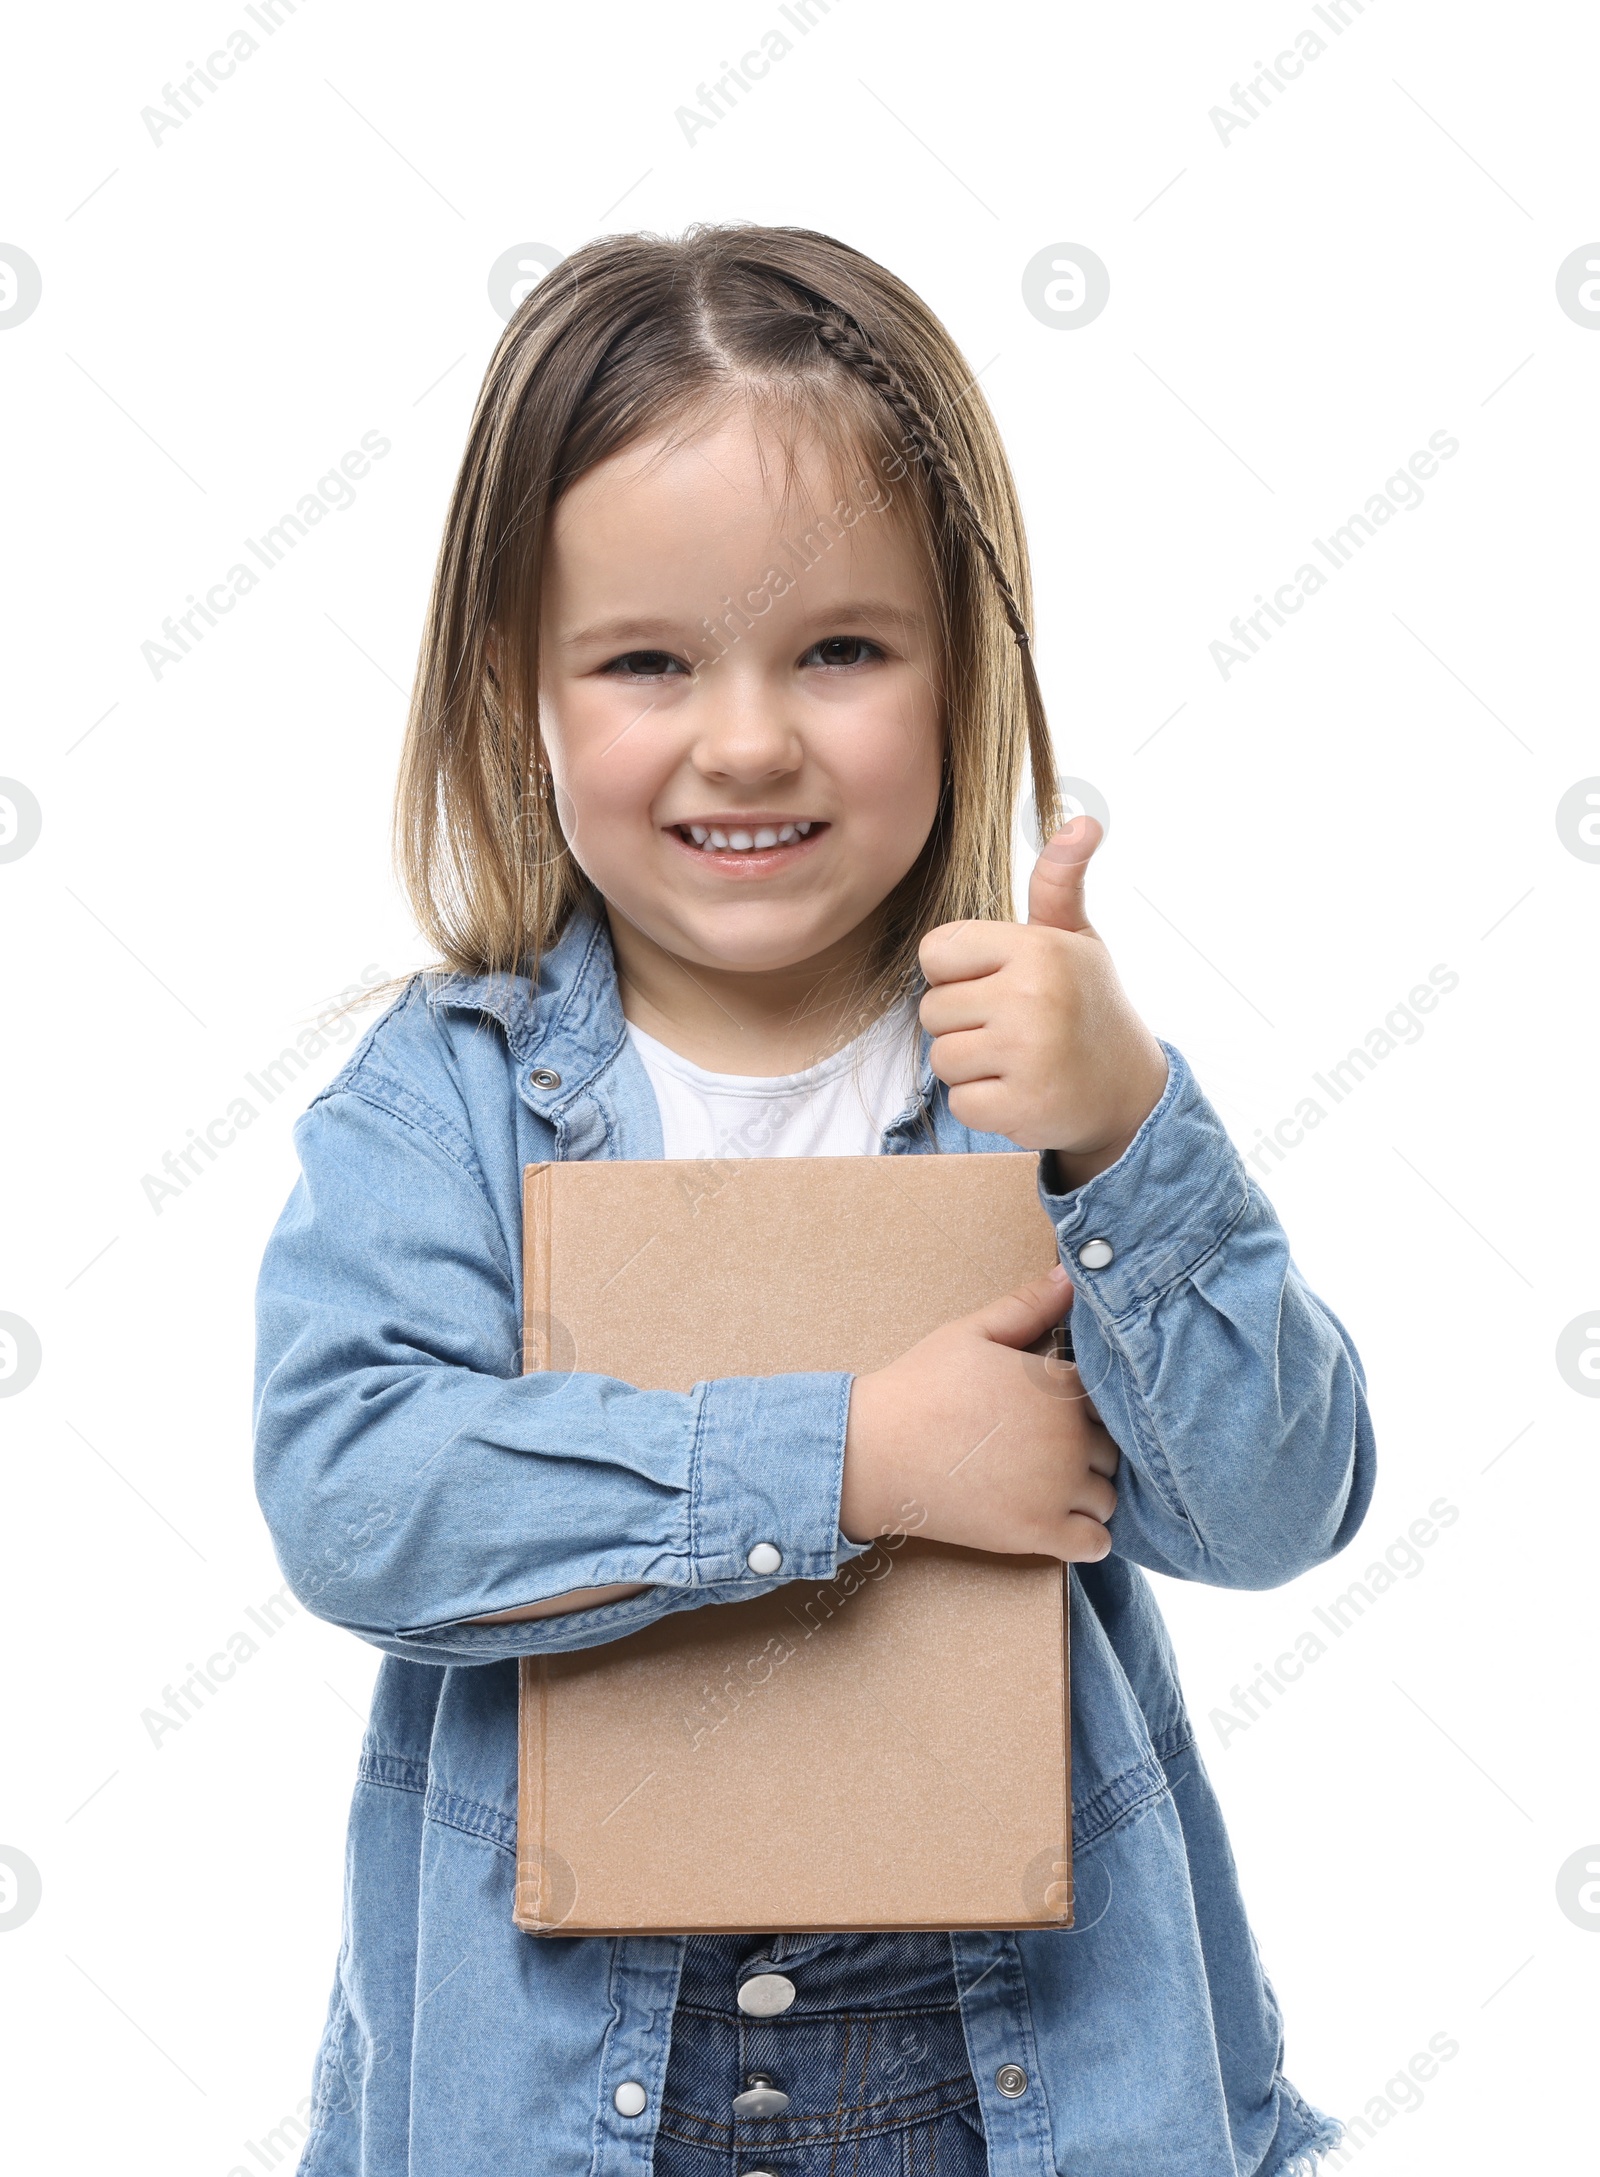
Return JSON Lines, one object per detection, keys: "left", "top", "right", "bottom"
{"left": 828, "top": 696, "right": 941, "bottom": 808}
{"left": 566, "top": 752, "right": 677, "bottom": 864}
{"left": 548, "top": 688, "right": 673, "bottom": 808}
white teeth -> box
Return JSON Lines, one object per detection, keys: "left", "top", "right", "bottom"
{"left": 683, "top": 821, "right": 818, "bottom": 851}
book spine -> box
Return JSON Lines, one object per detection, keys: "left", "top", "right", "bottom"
{"left": 514, "top": 1655, "right": 547, "bottom": 1929}
{"left": 515, "top": 1165, "right": 553, "bottom": 1931}
{"left": 522, "top": 1163, "right": 553, "bottom": 1375}
{"left": 1059, "top": 1562, "right": 1074, "bottom": 1926}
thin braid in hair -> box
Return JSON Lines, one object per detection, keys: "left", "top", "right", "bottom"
{"left": 805, "top": 307, "right": 1059, "bottom": 842}
{"left": 812, "top": 313, "right": 1028, "bottom": 640}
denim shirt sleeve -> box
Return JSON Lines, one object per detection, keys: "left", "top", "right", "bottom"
{"left": 252, "top": 1084, "right": 861, "bottom": 1667}
{"left": 1039, "top": 1042, "right": 1376, "bottom": 1589}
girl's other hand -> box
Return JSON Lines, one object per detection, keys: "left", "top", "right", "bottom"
{"left": 839, "top": 1266, "right": 1119, "bottom": 1562}
{"left": 918, "top": 817, "right": 1170, "bottom": 1188}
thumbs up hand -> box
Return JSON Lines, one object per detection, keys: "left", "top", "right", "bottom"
{"left": 918, "top": 817, "right": 1169, "bottom": 1186}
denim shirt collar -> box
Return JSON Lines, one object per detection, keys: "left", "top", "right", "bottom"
{"left": 419, "top": 898, "right": 947, "bottom": 1153}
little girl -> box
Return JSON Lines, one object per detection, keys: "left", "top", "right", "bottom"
{"left": 254, "top": 223, "right": 1375, "bottom": 2177}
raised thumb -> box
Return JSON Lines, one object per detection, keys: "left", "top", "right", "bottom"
{"left": 1027, "top": 815, "right": 1101, "bottom": 933}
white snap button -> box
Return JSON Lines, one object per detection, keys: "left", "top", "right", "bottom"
{"left": 1077, "top": 1237, "right": 1114, "bottom": 1270}
{"left": 746, "top": 1542, "right": 782, "bottom": 1576}
{"left": 995, "top": 2062, "right": 1029, "bottom": 2096}
{"left": 737, "top": 1972, "right": 796, "bottom": 2017}
{"left": 613, "top": 2081, "right": 647, "bottom": 2117}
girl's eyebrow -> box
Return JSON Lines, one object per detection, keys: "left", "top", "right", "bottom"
{"left": 814, "top": 598, "right": 927, "bottom": 630}
{"left": 562, "top": 600, "right": 928, "bottom": 647}
{"left": 560, "top": 614, "right": 686, "bottom": 649}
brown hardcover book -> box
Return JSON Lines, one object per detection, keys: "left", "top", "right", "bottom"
{"left": 513, "top": 1152, "right": 1073, "bottom": 1937}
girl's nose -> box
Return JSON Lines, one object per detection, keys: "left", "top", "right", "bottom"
{"left": 688, "top": 670, "right": 804, "bottom": 783}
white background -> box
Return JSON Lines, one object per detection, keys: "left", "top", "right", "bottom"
{"left": 1, "top": 1, "right": 1595, "bottom": 2169}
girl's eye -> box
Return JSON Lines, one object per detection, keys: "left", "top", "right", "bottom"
{"left": 804, "top": 636, "right": 883, "bottom": 670}
{"left": 599, "top": 650, "right": 690, "bottom": 679}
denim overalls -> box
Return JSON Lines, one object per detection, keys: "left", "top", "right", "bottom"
{"left": 656, "top": 1934, "right": 989, "bottom": 2175}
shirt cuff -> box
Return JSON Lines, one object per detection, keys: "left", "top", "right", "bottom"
{"left": 688, "top": 1369, "right": 860, "bottom": 1587}
{"left": 1037, "top": 1042, "right": 1251, "bottom": 1320}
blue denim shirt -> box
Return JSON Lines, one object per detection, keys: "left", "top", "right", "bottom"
{"left": 253, "top": 902, "right": 1375, "bottom": 2177}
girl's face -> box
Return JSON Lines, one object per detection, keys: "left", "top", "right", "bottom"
{"left": 537, "top": 406, "right": 944, "bottom": 980}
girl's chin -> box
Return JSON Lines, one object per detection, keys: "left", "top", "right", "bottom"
{"left": 638, "top": 901, "right": 859, "bottom": 975}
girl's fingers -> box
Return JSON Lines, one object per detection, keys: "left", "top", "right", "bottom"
{"left": 1085, "top": 1429, "right": 1120, "bottom": 1479}
{"left": 1074, "top": 1475, "right": 1119, "bottom": 1525}
{"left": 925, "top": 1026, "right": 1001, "bottom": 1087}
{"left": 939, "top": 1078, "right": 1015, "bottom": 1137}
{"left": 919, "top": 920, "right": 1018, "bottom": 986}
{"left": 1054, "top": 1513, "right": 1113, "bottom": 1563}
{"left": 918, "top": 981, "right": 992, "bottom": 1036}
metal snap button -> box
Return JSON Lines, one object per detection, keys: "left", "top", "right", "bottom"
{"left": 1076, "top": 1237, "right": 1114, "bottom": 1270}
{"left": 746, "top": 1542, "right": 782, "bottom": 1575}
{"left": 732, "top": 2073, "right": 792, "bottom": 2117}
{"left": 995, "top": 2062, "right": 1029, "bottom": 2097}
{"left": 736, "top": 1972, "right": 796, "bottom": 2017}
{"left": 613, "top": 2080, "right": 647, "bottom": 2116}
{"left": 529, "top": 1067, "right": 562, "bottom": 1090}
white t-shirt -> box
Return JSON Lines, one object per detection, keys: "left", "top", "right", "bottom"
{"left": 626, "top": 998, "right": 923, "bottom": 1159}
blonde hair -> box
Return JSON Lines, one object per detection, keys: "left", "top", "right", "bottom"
{"left": 390, "top": 222, "right": 1060, "bottom": 1032}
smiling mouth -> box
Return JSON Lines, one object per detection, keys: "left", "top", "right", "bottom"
{"left": 669, "top": 819, "right": 827, "bottom": 858}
